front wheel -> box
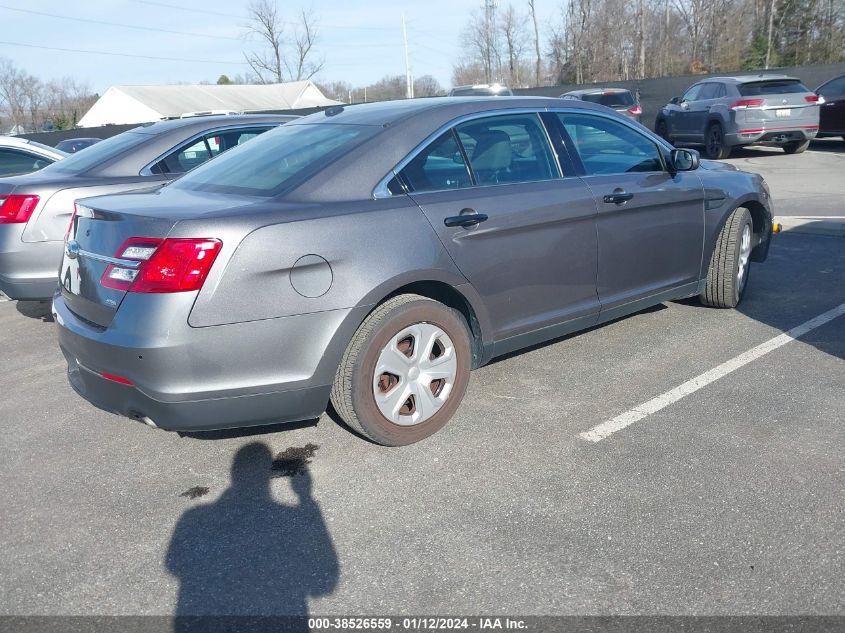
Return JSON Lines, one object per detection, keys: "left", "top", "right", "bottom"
{"left": 700, "top": 208, "right": 753, "bottom": 308}
{"left": 704, "top": 123, "right": 732, "bottom": 160}
{"left": 330, "top": 294, "right": 472, "bottom": 446}
{"left": 783, "top": 140, "right": 810, "bottom": 154}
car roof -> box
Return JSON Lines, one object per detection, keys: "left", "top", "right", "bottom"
{"left": 704, "top": 74, "right": 800, "bottom": 84}
{"left": 287, "top": 96, "right": 604, "bottom": 128}
{"left": 0, "top": 136, "right": 66, "bottom": 158}
{"left": 132, "top": 113, "right": 299, "bottom": 136}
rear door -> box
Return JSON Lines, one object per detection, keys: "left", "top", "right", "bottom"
{"left": 397, "top": 112, "right": 600, "bottom": 342}
{"left": 688, "top": 82, "right": 725, "bottom": 140}
{"left": 817, "top": 76, "right": 845, "bottom": 134}
{"left": 555, "top": 111, "right": 704, "bottom": 316}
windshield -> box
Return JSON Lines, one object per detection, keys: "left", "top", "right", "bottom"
{"left": 581, "top": 91, "right": 635, "bottom": 108}
{"left": 172, "top": 123, "right": 372, "bottom": 197}
{"left": 48, "top": 131, "right": 148, "bottom": 174}
{"left": 738, "top": 80, "right": 810, "bottom": 96}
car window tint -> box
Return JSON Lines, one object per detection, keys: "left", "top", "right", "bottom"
{"left": 682, "top": 85, "right": 702, "bottom": 101}
{"left": 399, "top": 131, "right": 472, "bottom": 193}
{"left": 559, "top": 113, "right": 664, "bottom": 176}
{"left": 455, "top": 113, "right": 558, "bottom": 185}
{"left": 172, "top": 123, "right": 371, "bottom": 197}
{"left": 48, "top": 131, "right": 148, "bottom": 174}
{"left": 698, "top": 83, "right": 721, "bottom": 100}
{"left": 738, "top": 80, "right": 810, "bottom": 96}
{"left": 0, "top": 148, "right": 47, "bottom": 176}
{"left": 580, "top": 91, "right": 635, "bottom": 108}
{"left": 153, "top": 127, "right": 273, "bottom": 175}
{"left": 818, "top": 76, "right": 845, "bottom": 97}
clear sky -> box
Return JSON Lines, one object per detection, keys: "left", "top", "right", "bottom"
{"left": 0, "top": 0, "right": 558, "bottom": 94}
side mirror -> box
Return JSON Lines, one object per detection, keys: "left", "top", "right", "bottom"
{"left": 669, "top": 96, "right": 680, "bottom": 105}
{"left": 670, "top": 148, "right": 700, "bottom": 172}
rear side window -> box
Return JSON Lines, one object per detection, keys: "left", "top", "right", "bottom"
{"left": 559, "top": 113, "right": 664, "bottom": 175}
{"left": 697, "top": 83, "right": 725, "bottom": 100}
{"left": 738, "top": 80, "right": 810, "bottom": 96}
{"left": 0, "top": 148, "right": 53, "bottom": 176}
{"left": 172, "top": 123, "right": 370, "bottom": 196}
{"left": 399, "top": 131, "right": 472, "bottom": 193}
{"left": 817, "top": 76, "right": 845, "bottom": 98}
{"left": 48, "top": 131, "right": 148, "bottom": 174}
{"left": 581, "top": 91, "right": 635, "bottom": 108}
{"left": 455, "top": 113, "right": 559, "bottom": 185}
{"left": 152, "top": 126, "right": 274, "bottom": 175}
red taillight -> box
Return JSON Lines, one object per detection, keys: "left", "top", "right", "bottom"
{"left": 730, "top": 98, "right": 764, "bottom": 110}
{"left": 627, "top": 105, "right": 642, "bottom": 116}
{"left": 0, "top": 194, "right": 40, "bottom": 224}
{"left": 101, "top": 237, "right": 222, "bottom": 293}
{"left": 805, "top": 95, "right": 824, "bottom": 104}
{"left": 66, "top": 204, "right": 79, "bottom": 241}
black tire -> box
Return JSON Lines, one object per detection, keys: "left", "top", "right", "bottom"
{"left": 330, "top": 293, "right": 472, "bottom": 446}
{"left": 783, "top": 140, "right": 810, "bottom": 154}
{"left": 704, "top": 122, "right": 732, "bottom": 160}
{"left": 700, "top": 207, "right": 754, "bottom": 308}
{"left": 656, "top": 119, "right": 672, "bottom": 144}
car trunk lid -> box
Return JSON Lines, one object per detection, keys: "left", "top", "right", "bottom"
{"left": 735, "top": 80, "right": 820, "bottom": 131}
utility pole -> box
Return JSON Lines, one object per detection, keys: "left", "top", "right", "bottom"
{"left": 765, "top": 0, "right": 776, "bottom": 69}
{"left": 402, "top": 13, "right": 414, "bottom": 99}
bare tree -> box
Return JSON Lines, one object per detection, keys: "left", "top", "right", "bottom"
{"left": 500, "top": 4, "right": 529, "bottom": 86}
{"left": 244, "top": 1, "right": 323, "bottom": 83}
{"left": 414, "top": 75, "right": 444, "bottom": 96}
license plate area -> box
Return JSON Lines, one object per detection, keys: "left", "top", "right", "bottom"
{"left": 775, "top": 109, "right": 791, "bottom": 117}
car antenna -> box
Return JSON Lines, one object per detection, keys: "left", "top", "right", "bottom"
{"left": 324, "top": 105, "right": 345, "bottom": 117}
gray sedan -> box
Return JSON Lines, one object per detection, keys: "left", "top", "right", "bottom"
{"left": 0, "top": 114, "right": 295, "bottom": 300}
{"left": 54, "top": 97, "right": 774, "bottom": 446}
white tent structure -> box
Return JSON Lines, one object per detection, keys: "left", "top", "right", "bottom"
{"left": 78, "top": 81, "right": 341, "bottom": 127}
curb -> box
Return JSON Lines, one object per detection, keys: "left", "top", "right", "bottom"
{"left": 776, "top": 217, "right": 845, "bottom": 237}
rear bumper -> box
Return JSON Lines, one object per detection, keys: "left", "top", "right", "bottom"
{"left": 54, "top": 292, "right": 367, "bottom": 432}
{"left": 726, "top": 125, "right": 819, "bottom": 146}
{"left": 0, "top": 227, "right": 62, "bottom": 300}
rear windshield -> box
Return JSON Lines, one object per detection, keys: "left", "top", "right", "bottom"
{"left": 171, "top": 123, "right": 372, "bottom": 197}
{"left": 580, "top": 91, "right": 635, "bottom": 107}
{"left": 47, "top": 131, "right": 148, "bottom": 174}
{"left": 738, "top": 80, "right": 810, "bottom": 96}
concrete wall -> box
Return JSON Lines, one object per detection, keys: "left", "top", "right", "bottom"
{"left": 514, "top": 62, "right": 845, "bottom": 130}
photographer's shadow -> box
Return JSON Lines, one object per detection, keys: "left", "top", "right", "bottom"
{"left": 166, "top": 442, "right": 338, "bottom": 632}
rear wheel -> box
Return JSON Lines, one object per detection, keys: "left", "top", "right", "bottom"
{"left": 700, "top": 207, "right": 753, "bottom": 308}
{"left": 783, "top": 139, "right": 810, "bottom": 154}
{"left": 704, "top": 123, "right": 732, "bottom": 160}
{"left": 330, "top": 294, "right": 472, "bottom": 446}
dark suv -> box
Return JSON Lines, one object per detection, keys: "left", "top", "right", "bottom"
{"left": 816, "top": 73, "right": 845, "bottom": 140}
{"left": 655, "top": 75, "right": 821, "bottom": 159}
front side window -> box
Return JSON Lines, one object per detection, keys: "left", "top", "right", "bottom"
{"left": 558, "top": 113, "right": 664, "bottom": 176}
{"left": 0, "top": 149, "right": 53, "bottom": 177}
{"left": 398, "top": 131, "right": 472, "bottom": 193}
{"left": 455, "top": 113, "right": 558, "bottom": 185}
{"left": 818, "top": 76, "right": 845, "bottom": 98}
{"left": 682, "top": 85, "right": 703, "bottom": 102}
{"left": 153, "top": 126, "right": 275, "bottom": 175}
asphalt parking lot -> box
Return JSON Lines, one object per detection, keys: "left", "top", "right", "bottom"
{"left": 1, "top": 152, "right": 843, "bottom": 619}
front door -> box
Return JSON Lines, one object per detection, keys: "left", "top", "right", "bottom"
{"left": 555, "top": 112, "right": 705, "bottom": 316}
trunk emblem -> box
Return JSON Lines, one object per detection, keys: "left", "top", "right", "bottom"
{"left": 782, "top": 99, "right": 788, "bottom": 104}
{"left": 65, "top": 239, "right": 80, "bottom": 260}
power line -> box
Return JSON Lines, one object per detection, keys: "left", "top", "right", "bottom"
{"left": 0, "top": 41, "right": 247, "bottom": 66}
{"left": 0, "top": 4, "right": 243, "bottom": 41}
{"left": 128, "top": 0, "right": 400, "bottom": 31}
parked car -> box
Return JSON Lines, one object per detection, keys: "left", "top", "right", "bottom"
{"left": 0, "top": 114, "right": 295, "bottom": 300}
{"left": 55, "top": 137, "right": 101, "bottom": 153}
{"left": 815, "top": 73, "right": 845, "bottom": 140}
{"left": 0, "top": 137, "right": 66, "bottom": 178}
{"left": 449, "top": 83, "right": 513, "bottom": 96}
{"left": 560, "top": 88, "right": 642, "bottom": 122}
{"left": 54, "top": 97, "right": 773, "bottom": 446}
{"left": 654, "top": 75, "right": 822, "bottom": 159}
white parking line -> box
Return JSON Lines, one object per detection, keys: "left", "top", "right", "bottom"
{"left": 579, "top": 301, "right": 845, "bottom": 443}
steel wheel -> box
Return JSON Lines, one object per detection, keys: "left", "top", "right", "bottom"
{"left": 737, "top": 223, "right": 751, "bottom": 292}
{"left": 373, "top": 323, "right": 457, "bottom": 426}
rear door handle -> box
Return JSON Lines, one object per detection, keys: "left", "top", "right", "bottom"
{"left": 444, "top": 213, "right": 488, "bottom": 228}
{"left": 603, "top": 191, "right": 634, "bottom": 204}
